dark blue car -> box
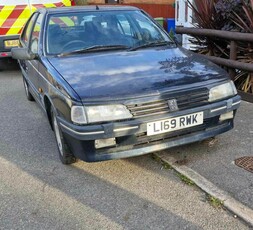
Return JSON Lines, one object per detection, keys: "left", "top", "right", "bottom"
{"left": 12, "top": 6, "right": 241, "bottom": 164}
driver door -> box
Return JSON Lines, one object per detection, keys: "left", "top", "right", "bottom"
{"left": 20, "top": 13, "right": 43, "bottom": 102}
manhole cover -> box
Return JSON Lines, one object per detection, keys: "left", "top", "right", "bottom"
{"left": 235, "top": 157, "right": 253, "bottom": 173}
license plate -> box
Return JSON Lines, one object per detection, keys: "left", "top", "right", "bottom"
{"left": 147, "top": 112, "right": 204, "bottom": 136}
{"left": 4, "top": 39, "right": 19, "bottom": 48}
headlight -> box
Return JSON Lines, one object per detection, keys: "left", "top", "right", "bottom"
{"left": 71, "top": 105, "right": 133, "bottom": 124}
{"left": 208, "top": 81, "right": 237, "bottom": 102}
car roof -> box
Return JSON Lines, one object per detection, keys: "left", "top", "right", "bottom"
{"left": 38, "top": 5, "right": 139, "bottom": 14}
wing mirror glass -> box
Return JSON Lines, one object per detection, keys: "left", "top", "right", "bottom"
{"left": 11, "top": 47, "right": 36, "bottom": 60}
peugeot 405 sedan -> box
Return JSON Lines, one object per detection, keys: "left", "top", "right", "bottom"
{"left": 12, "top": 6, "right": 241, "bottom": 164}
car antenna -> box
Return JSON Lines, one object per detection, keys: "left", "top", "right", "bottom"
{"left": 96, "top": 5, "right": 99, "bottom": 10}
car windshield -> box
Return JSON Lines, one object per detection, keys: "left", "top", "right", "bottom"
{"left": 46, "top": 10, "right": 173, "bottom": 55}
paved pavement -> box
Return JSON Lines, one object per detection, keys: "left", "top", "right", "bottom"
{"left": 156, "top": 101, "right": 253, "bottom": 226}
{"left": 0, "top": 69, "right": 251, "bottom": 229}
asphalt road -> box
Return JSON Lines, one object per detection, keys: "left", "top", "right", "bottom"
{"left": 0, "top": 69, "right": 249, "bottom": 229}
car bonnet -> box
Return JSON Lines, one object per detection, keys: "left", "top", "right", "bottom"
{"left": 47, "top": 47, "right": 228, "bottom": 101}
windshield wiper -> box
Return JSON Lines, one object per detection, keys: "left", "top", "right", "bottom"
{"left": 59, "top": 45, "right": 130, "bottom": 57}
{"left": 129, "top": 41, "right": 175, "bottom": 51}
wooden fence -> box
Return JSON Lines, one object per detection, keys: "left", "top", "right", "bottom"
{"left": 123, "top": 3, "right": 175, "bottom": 18}
{"left": 176, "top": 27, "right": 253, "bottom": 102}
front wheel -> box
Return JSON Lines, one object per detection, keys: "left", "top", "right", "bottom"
{"left": 23, "top": 77, "right": 34, "bottom": 101}
{"left": 51, "top": 107, "right": 76, "bottom": 165}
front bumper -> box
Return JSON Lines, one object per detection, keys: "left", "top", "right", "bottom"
{"left": 58, "top": 95, "right": 241, "bottom": 162}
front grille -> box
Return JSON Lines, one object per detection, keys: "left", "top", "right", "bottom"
{"left": 127, "top": 88, "right": 209, "bottom": 118}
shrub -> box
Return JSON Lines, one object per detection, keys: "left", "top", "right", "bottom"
{"left": 188, "top": 0, "right": 253, "bottom": 94}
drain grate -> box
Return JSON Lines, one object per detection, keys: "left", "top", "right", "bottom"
{"left": 235, "top": 157, "right": 253, "bottom": 173}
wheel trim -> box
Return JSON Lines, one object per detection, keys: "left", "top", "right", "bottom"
{"left": 53, "top": 115, "right": 63, "bottom": 156}
{"left": 24, "top": 80, "right": 29, "bottom": 97}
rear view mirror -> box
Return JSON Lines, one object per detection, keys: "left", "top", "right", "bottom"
{"left": 11, "top": 47, "right": 36, "bottom": 60}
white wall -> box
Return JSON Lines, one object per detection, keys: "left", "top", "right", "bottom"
{"left": 175, "top": 0, "right": 197, "bottom": 50}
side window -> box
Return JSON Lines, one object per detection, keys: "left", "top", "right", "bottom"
{"left": 30, "top": 14, "right": 43, "bottom": 54}
{"left": 136, "top": 18, "right": 164, "bottom": 42}
{"left": 21, "top": 13, "right": 38, "bottom": 46}
{"left": 117, "top": 15, "right": 132, "bottom": 36}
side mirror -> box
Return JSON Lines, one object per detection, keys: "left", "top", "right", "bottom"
{"left": 11, "top": 47, "right": 36, "bottom": 60}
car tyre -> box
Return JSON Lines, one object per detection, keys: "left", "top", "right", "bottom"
{"left": 51, "top": 107, "right": 76, "bottom": 165}
{"left": 23, "top": 77, "right": 34, "bottom": 101}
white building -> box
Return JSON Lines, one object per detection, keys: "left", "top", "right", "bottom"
{"left": 175, "top": 0, "right": 197, "bottom": 49}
